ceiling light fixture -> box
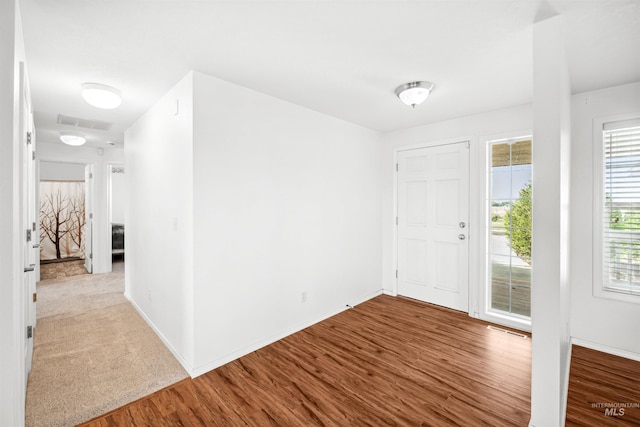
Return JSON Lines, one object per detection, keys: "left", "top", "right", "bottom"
{"left": 81, "top": 82, "right": 122, "bottom": 109}
{"left": 60, "top": 133, "right": 86, "bottom": 146}
{"left": 395, "top": 81, "right": 434, "bottom": 108}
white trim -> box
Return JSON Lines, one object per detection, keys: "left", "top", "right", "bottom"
{"left": 127, "top": 289, "right": 385, "bottom": 378}
{"left": 382, "top": 288, "right": 397, "bottom": 296}
{"left": 468, "top": 136, "right": 480, "bottom": 318}
{"left": 572, "top": 337, "right": 640, "bottom": 362}
{"left": 392, "top": 137, "right": 474, "bottom": 315}
{"left": 391, "top": 149, "right": 399, "bottom": 296}
{"left": 592, "top": 112, "right": 640, "bottom": 305}
{"left": 561, "top": 342, "right": 573, "bottom": 427}
{"left": 191, "top": 289, "right": 383, "bottom": 377}
{"left": 106, "top": 162, "right": 125, "bottom": 274}
{"left": 394, "top": 136, "right": 474, "bottom": 152}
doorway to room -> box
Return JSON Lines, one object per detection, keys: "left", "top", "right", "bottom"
{"left": 38, "top": 161, "right": 92, "bottom": 280}
{"left": 108, "top": 164, "right": 126, "bottom": 273}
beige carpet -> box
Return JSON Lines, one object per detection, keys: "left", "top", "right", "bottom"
{"left": 26, "top": 262, "right": 189, "bottom": 427}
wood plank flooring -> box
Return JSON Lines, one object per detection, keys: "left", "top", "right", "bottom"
{"left": 80, "top": 295, "right": 531, "bottom": 426}
{"left": 565, "top": 345, "right": 640, "bottom": 426}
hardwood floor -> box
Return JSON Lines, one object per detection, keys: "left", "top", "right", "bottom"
{"left": 80, "top": 295, "right": 531, "bottom": 426}
{"left": 565, "top": 345, "right": 640, "bottom": 426}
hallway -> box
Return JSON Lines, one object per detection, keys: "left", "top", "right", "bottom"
{"left": 25, "top": 261, "right": 188, "bottom": 427}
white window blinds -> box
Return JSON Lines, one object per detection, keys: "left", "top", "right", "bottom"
{"left": 603, "top": 119, "right": 640, "bottom": 296}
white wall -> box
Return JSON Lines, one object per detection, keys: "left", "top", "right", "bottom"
{"left": 0, "top": 1, "right": 27, "bottom": 424}
{"left": 570, "top": 81, "right": 640, "bottom": 356}
{"left": 125, "top": 73, "right": 195, "bottom": 371}
{"left": 40, "top": 161, "right": 85, "bottom": 181}
{"left": 38, "top": 143, "right": 124, "bottom": 274}
{"left": 191, "top": 71, "right": 383, "bottom": 373}
{"left": 381, "top": 104, "right": 532, "bottom": 328}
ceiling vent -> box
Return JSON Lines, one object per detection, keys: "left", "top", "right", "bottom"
{"left": 57, "top": 114, "right": 113, "bottom": 131}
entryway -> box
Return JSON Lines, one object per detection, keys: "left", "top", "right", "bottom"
{"left": 396, "top": 141, "right": 470, "bottom": 312}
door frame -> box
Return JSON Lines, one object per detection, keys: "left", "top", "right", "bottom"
{"left": 106, "top": 163, "right": 125, "bottom": 273}
{"left": 392, "top": 137, "right": 480, "bottom": 317}
{"left": 84, "top": 164, "right": 94, "bottom": 274}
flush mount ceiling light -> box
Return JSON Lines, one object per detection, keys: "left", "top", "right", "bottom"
{"left": 395, "top": 81, "right": 434, "bottom": 108}
{"left": 60, "top": 133, "right": 86, "bottom": 146}
{"left": 81, "top": 82, "right": 122, "bottom": 109}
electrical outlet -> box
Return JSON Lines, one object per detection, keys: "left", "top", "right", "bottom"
{"left": 301, "top": 291, "right": 307, "bottom": 303}
{"left": 148, "top": 289, "right": 152, "bottom": 302}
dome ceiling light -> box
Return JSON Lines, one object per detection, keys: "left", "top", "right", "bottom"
{"left": 395, "top": 81, "right": 434, "bottom": 108}
{"left": 60, "top": 133, "right": 86, "bottom": 146}
{"left": 81, "top": 82, "right": 122, "bottom": 109}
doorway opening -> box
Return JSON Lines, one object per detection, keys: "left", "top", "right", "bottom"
{"left": 38, "top": 161, "right": 92, "bottom": 280}
{"left": 108, "top": 164, "right": 126, "bottom": 273}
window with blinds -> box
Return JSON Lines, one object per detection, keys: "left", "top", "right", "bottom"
{"left": 602, "top": 119, "right": 640, "bottom": 297}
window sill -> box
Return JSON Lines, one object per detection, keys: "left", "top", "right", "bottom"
{"left": 594, "top": 287, "right": 640, "bottom": 305}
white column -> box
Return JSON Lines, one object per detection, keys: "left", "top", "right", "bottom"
{"left": 530, "top": 15, "right": 572, "bottom": 427}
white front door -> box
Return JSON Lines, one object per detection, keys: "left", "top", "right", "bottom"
{"left": 397, "top": 141, "right": 469, "bottom": 312}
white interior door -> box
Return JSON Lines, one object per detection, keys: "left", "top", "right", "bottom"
{"left": 20, "top": 61, "right": 36, "bottom": 376}
{"left": 397, "top": 142, "right": 469, "bottom": 312}
{"left": 84, "top": 164, "right": 93, "bottom": 274}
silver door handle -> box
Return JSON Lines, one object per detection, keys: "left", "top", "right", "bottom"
{"left": 33, "top": 244, "right": 40, "bottom": 248}
{"left": 24, "top": 264, "right": 36, "bottom": 272}
{"left": 458, "top": 234, "right": 466, "bottom": 240}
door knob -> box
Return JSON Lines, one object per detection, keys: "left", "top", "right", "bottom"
{"left": 458, "top": 234, "right": 466, "bottom": 240}
{"left": 459, "top": 222, "right": 466, "bottom": 228}
{"left": 24, "top": 264, "right": 35, "bottom": 272}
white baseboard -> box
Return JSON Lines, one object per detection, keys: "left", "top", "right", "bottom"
{"left": 382, "top": 288, "right": 396, "bottom": 296}
{"left": 124, "top": 291, "right": 195, "bottom": 376}
{"left": 561, "top": 342, "right": 573, "bottom": 427}
{"left": 191, "top": 289, "right": 384, "bottom": 377}
{"left": 571, "top": 337, "right": 640, "bottom": 362}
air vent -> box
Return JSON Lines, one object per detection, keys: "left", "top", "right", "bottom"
{"left": 57, "top": 114, "right": 113, "bottom": 131}
{"left": 487, "top": 325, "right": 528, "bottom": 339}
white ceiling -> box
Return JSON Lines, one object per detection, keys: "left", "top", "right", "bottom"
{"left": 20, "top": 0, "right": 640, "bottom": 148}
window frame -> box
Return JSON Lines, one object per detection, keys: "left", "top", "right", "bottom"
{"left": 487, "top": 137, "right": 533, "bottom": 319}
{"left": 593, "top": 113, "right": 640, "bottom": 304}
{"left": 478, "top": 132, "right": 532, "bottom": 332}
